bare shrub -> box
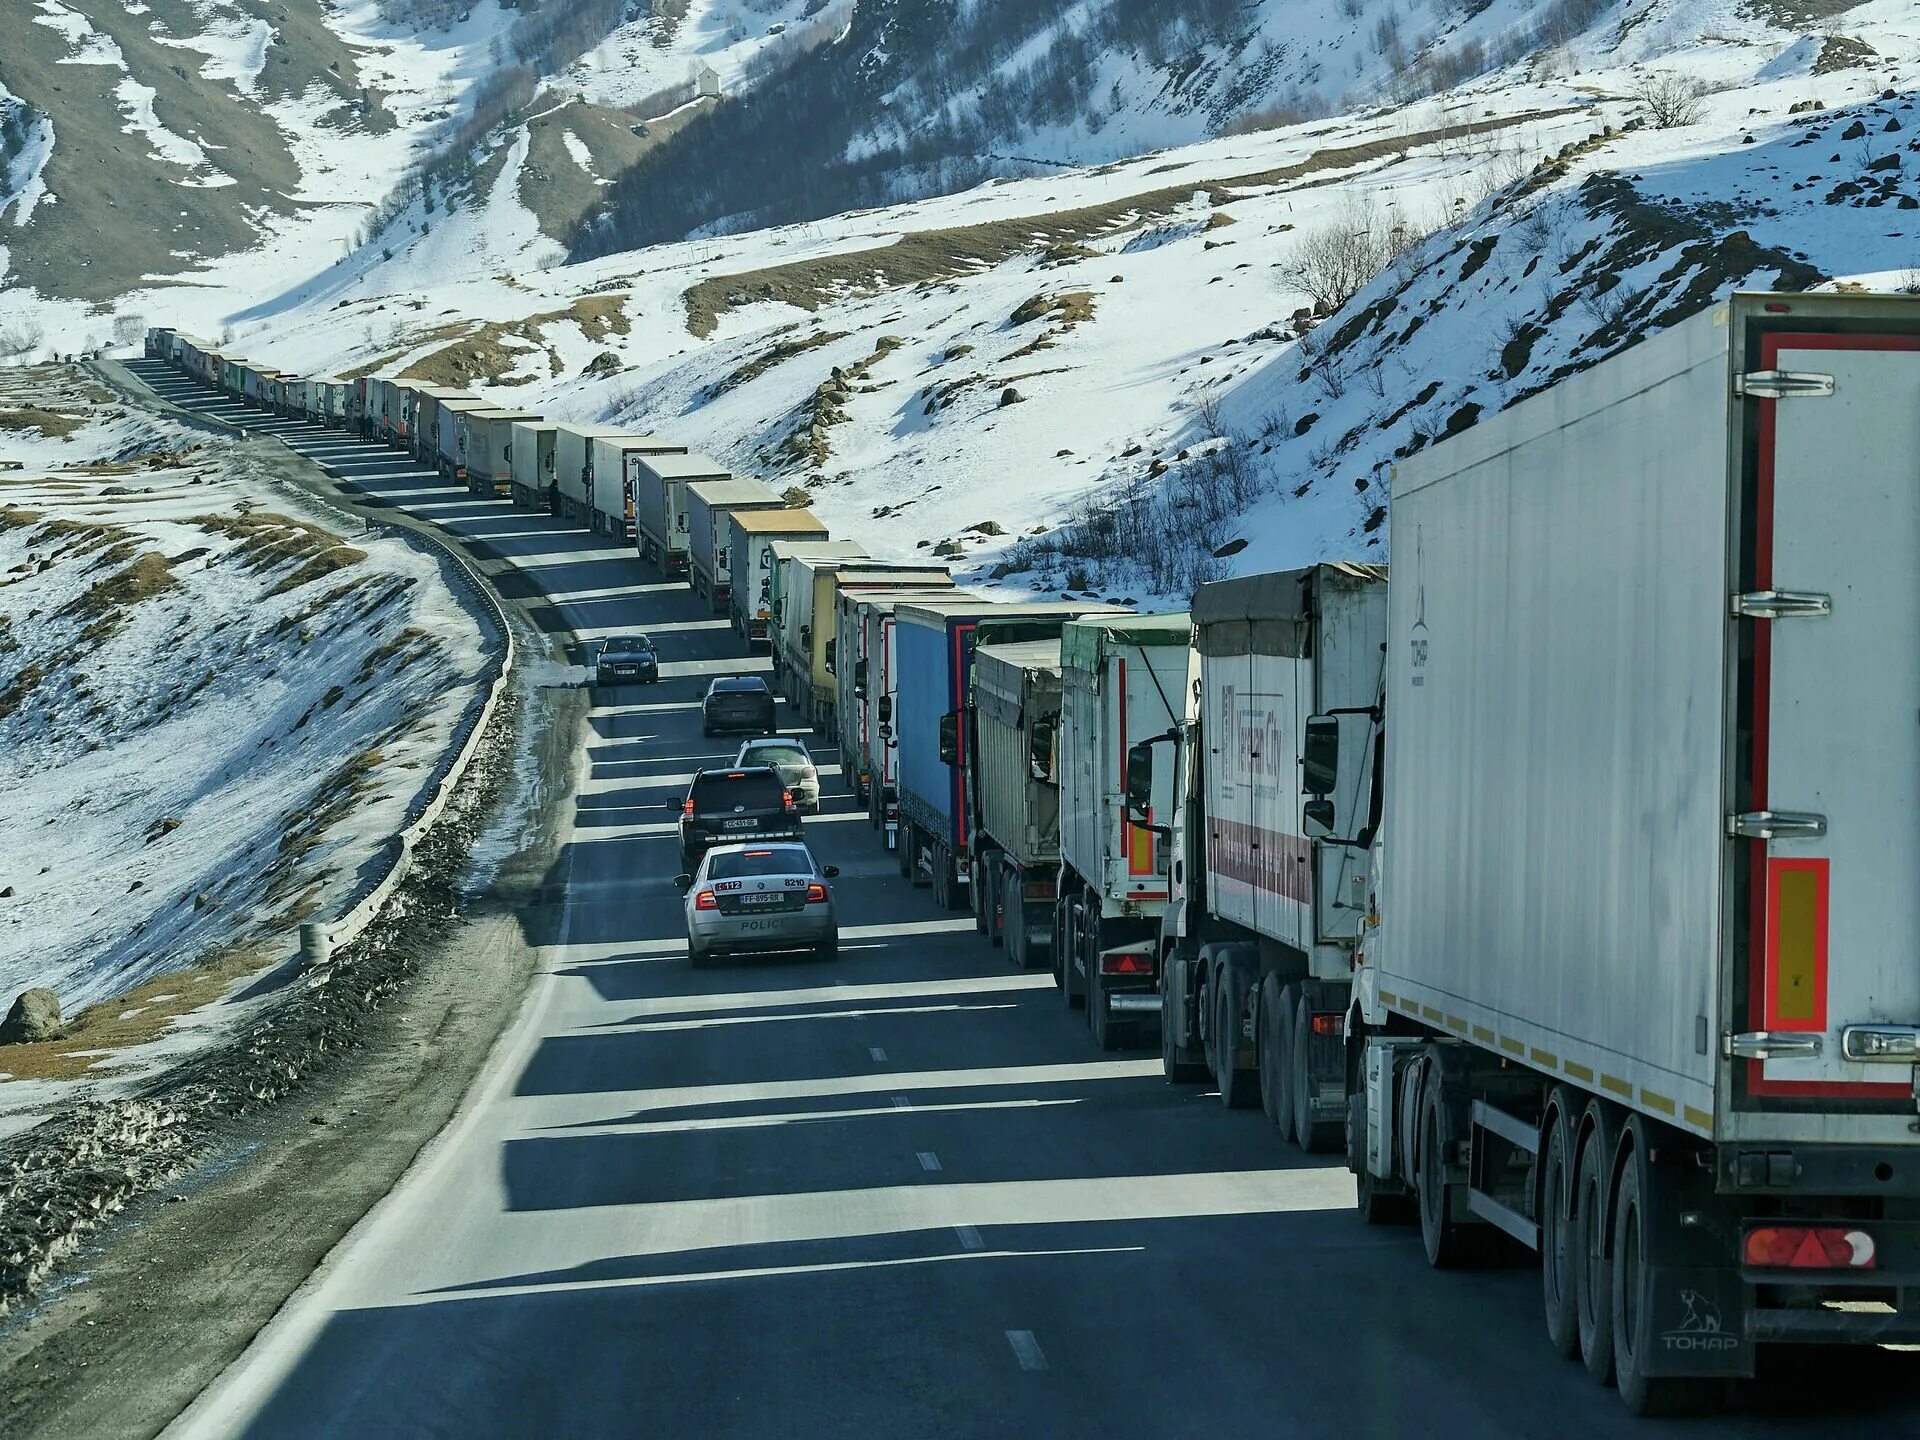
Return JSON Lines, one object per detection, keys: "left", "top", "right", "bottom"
{"left": 1630, "top": 71, "right": 1710, "bottom": 129}
{"left": 1279, "top": 198, "right": 1399, "bottom": 314}
{"left": 0, "top": 321, "right": 45, "bottom": 360}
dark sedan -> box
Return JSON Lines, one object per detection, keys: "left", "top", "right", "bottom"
{"left": 702, "top": 675, "right": 776, "bottom": 736}
{"left": 594, "top": 634, "right": 659, "bottom": 685}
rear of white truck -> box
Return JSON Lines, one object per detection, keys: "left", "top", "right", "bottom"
{"left": 1345, "top": 292, "right": 1920, "bottom": 1414}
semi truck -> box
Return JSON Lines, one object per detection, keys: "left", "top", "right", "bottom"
{"left": 412, "top": 387, "right": 472, "bottom": 464}
{"left": 1050, "top": 613, "right": 1194, "bottom": 1050}
{"left": 1129, "top": 565, "right": 1388, "bottom": 1137}
{"left": 685, "top": 477, "right": 785, "bottom": 612}
{"left": 633, "top": 452, "right": 731, "bottom": 576}
{"left": 464, "top": 410, "right": 542, "bottom": 497}
{"left": 785, "top": 565, "right": 952, "bottom": 734}
{"left": 971, "top": 639, "right": 1065, "bottom": 969}
{"left": 1329, "top": 292, "right": 1920, "bottom": 1413}
{"left": 769, "top": 542, "right": 868, "bottom": 693}
{"left": 892, "top": 600, "right": 1121, "bottom": 911}
{"left": 553, "top": 424, "right": 629, "bottom": 524}
{"left": 435, "top": 399, "right": 498, "bottom": 481}
{"left": 590, "top": 434, "right": 686, "bottom": 540}
{"left": 834, "top": 585, "right": 962, "bottom": 820}
{"left": 727, "top": 508, "right": 828, "bottom": 646}
{"left": 509, "top": 421, "right": 559, "bottom": 509}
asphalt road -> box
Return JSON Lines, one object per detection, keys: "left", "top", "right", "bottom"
{"left": 133, "top": 366, "right": 1920, "bottom": 1439}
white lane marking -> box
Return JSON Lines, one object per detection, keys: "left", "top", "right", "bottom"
{"left": 868, "top": 1046, "right": 887, "bottom": 1062}
{"left": 608, "top": 972, "right": 1049, "bottom": 1018}
{"left": 954, "top": 1225, "right": 983, "bottom": 1251}
{"left": 556, "top": 1097, "right": 1075, "bottom": 1139}
{"left": 891, "top": 1096, "right": 911, "bottom": 1109}
{"left": 1006, "top": 1331, "right": 1048, "bottom": 1372}
{"left": 917, "top": 1151, "right": 942, "bottom": 1172}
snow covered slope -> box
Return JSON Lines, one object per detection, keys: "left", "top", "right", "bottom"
{"left": 217, "top": 2, "right": 1920, "bottom": 603}
{"left": 0, "top": 368, "right": 488, "bottom": 1020}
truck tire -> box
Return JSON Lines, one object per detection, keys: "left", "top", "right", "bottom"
{"left": 1292, "top": 998, "right": 1341, "bottom": 1153}
{"left": 1416, "top": 1061, "right": 1473, "bottom": 1268}
{"left": 1161, "top": 960, "right": 1205, "bottom": 1083}
{"left": 898, "top": 820, "right": 917, "bottom": 880}
{"left": 1606, "top": 1134, "right": 1717, "bottom": 1415}
{"left": 1087, "top": 961, "right": 1117, "bottom": 1050}
{"left": 1213, "top": 960, "right": 1257, "bottom": 1109}
{"left": 1262, "top": 978, "right": 1297, "bottom": 1142}
{"left": 1574, "top": 1108, "right": 1618, "bottom": 1384}
{"left": 1540, "top": 1095, "right": 1581, "bottom": 1360}
{"left": 1000, "top": 860, "right": 1024, "bottom": 966}
{"left": 986, "top": 862, "right": 1005, "bottom": 949}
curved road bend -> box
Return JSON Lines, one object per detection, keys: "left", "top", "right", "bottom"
{"left": 123, "top": 362, "right": 1920, "bottom": 1439}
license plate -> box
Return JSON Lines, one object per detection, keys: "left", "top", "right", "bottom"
{"left": 723, "top": 818, "right": 756, "bottom": 829}
{"left": 741, "top": 893, "right": 782, "bottom": 906}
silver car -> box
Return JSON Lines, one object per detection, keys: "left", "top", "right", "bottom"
{"left": 735, "top": 736, "right": 821, "bottom": 812}
{"left": 676, "top": 841, "right": 839, "bottom": 968}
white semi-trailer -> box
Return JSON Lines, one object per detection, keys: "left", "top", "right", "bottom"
{"left": 589, "top": 434, "right": 686, "bottom": 540}
{"left": 729, "top": 509, "right": 828, "bottom": 646}
{"left": 1332, "top": 292, "right": 1920, "bottom": 1413}
{"left": 1135, "top": 564, "right": 1389, "bottom": 1139}
{"left": 633, "top": 452, "right": 731, "bottom": 577}
{"left": 685, "top": 477, "right": 785, "bottom": 611}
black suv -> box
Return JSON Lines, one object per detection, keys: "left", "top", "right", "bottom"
{"left": 594, "top": 634, "right": 659, "bottom": 686}
{"left": 702, "top": 675, "right": 776, "bottom": 736}
{"left": 676, "top": 766, "right": 802, "bottom": 872}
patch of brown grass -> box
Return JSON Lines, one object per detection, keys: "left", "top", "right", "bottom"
{"left": 0, "top": 406, "right": 84, "bottom": 439}
{"left": 712, "top": 328, "right": 850, "bottom": 398}
{"left": 0, "top": 945, "right": 272, "bottom": 1082}
{"left": 61, "top": 551, "right": 177, "bottom": 624}
{"left": 267, "top": 546, "right": 368, "bottom": 596}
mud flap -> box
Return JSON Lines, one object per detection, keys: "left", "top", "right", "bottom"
{"left": 1635, "top": 1134, "right": 1754, "bottom": 1379}
{"left": 1164, "top": 950, "right": 1195, "bottom": 1060}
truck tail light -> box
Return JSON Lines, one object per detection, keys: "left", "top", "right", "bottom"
{"left": 1100, "top": 949, "right": 1154, "bottom": 976}
{"left": 1024, "top": 881, "right": 1054, "bottom": 900}
{"left": 1744, "top": 1226, "right": 1876, "bottom": 1270}
{"left": 806, "top": 883, "right": 828, "bottom": 904}
{"left": 694, "top": 890, "right": 719, "bottom": 911}
{"left": 1311, "top": 1013, "right": 1342, "bottom": 1037}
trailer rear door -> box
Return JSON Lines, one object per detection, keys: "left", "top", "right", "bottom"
{"left": 1744, "top": 333, "right": 1920, "bottom": 1099}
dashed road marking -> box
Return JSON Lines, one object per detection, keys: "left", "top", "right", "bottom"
{"left": 1005, "top": 1330, "right": 1048, "bottom": 1371}
{"left": 868, "top": 1046, "right": 887, "bottom": 1062}
{"left": 954, "top": 1225, "right": 983, "bottom": 1251}
{"left": 917, "top": 1151, "right": 942, "bottom": 1172}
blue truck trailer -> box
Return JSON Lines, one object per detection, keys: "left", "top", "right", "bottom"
{"left": 892, "top": 599, "right": 1126, "bottom": 910}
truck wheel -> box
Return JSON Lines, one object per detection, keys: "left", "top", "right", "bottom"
{"left": 971, "top": 858, "right": 989, "bottom": 935}
{"left": 898, "top": 821, "right": 917, "bottom": 880}
{"left": 1611, "top": 1135, "right": 1722, "bottom": 1416}
{"left": 1574, "top": 1110, "right": 1617, "bottom": 1383}
{"left": 1540, "top": 1096, "right": 1581, "bottom": 1360}
{"left": 1214, "top": 963, "right": 1257, "bottom": 1109}
{"left": 1161, "top": 962, "right": 1205, "bottom": 1083}
{"left": 1416, "top": 1063, "right": 1472, "bottom": 1267}
{"left": 1261, "top": 978, "right": 1296, "bottom": 1141}
{"left": 1087, "top": 961, "right": 1117, "bottom": 1050}
{"left": 986, "top": 863, "right": 1005, "bottom": 949}
{"left": 1292, "top": 998, "right": 1340, "bottom": 1153}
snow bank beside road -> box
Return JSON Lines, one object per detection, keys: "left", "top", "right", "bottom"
{"left": 0, "top": 367, "right": 489, "bottom": 1036}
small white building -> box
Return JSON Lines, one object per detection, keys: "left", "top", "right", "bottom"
{"left": 695, "top": 63, "right": 722, "bottom": 99}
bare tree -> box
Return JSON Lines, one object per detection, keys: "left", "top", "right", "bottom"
{"left": 0, "top": 320, "right": 45, "bottom": 359}
{"left": 1279, "top": 198, "right": 1393, "bottom": 314}
{"left": 1630, "top": 71, "right": 1709, "bottom": 129}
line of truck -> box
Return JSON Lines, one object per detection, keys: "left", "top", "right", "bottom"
{"left": 148, "top": 291, "right": 1920, "bottom": 1415}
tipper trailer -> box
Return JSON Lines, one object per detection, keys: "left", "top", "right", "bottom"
{"left": 509, "top": 422, "right": 560, "bottom": 509}
{"left": 1053, "top": 612, "right": 1194, "bottom": 1050}
{"left": 685, "top": 477, "right": 786, "bottom": 611}
{"left": 633, "top": 452, "right": 731, "bottom": 576}
{"left": 834, "top": 585, "right": 963, "bottom": 822}
{"left": 590, "top": 434, "right": 686, "bottom": 539}
{"left": 1330, "top": 292, "right": 1920, "bottom": 1413}
{"left": 1131, "top": 565, "right": 1389, "bottom": 1135}
{"left": 971, "top": 639, "right": 1065, "bottom": 968}
{"left": 727, "top": 508, "right": 828, "bottom": 646}
{"left": 893, "top": 600, "right": 1123, "bottom": 911}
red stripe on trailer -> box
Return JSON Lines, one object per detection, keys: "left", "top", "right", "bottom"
{"left": 1745, "top": 331, "right": 1918, "bottom": 1099}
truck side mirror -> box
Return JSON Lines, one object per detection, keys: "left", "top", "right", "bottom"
{"left": 853, "top": 658, "right": 867, "bottom": 699}
{"left": 938, "top": 711, "right": 960, "bottom": 766}
{"left": 877, "top": 695, "right": 892, "bottom": 724}
{"left": 1303, "top": 715, "right": 1340, "bottom": 797}
{"left": 1030, "top": 716, "right": 1056, "bottom": 783}
{"left": 1303, "top": 798, "right": 1336, "bottom": 839}
{"left": 1126, "top": 740, "right": 1155, "bottom": 819}
{"left": 824, "top": 638, "right": 837, "bottom": 673}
